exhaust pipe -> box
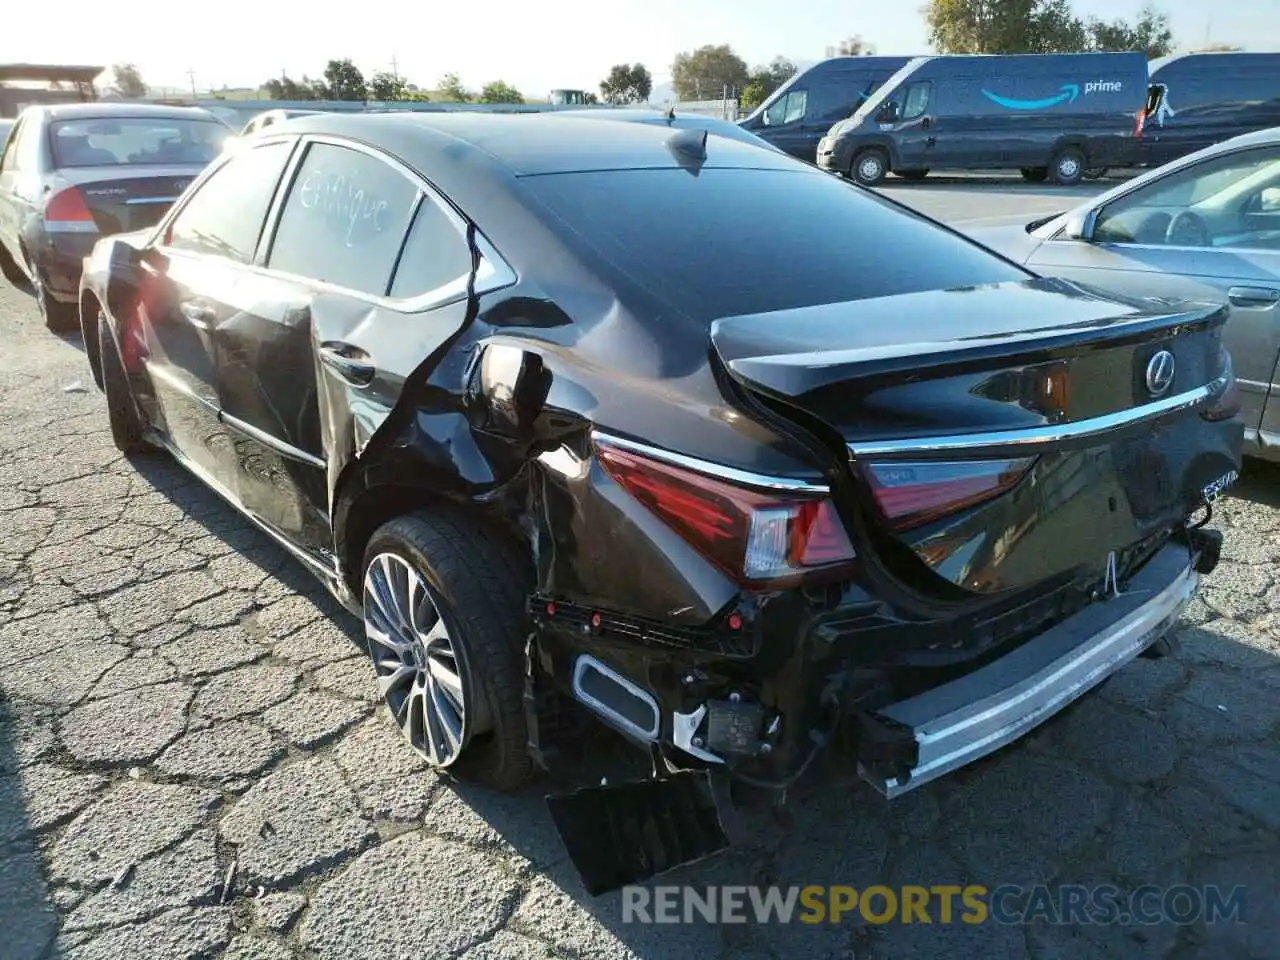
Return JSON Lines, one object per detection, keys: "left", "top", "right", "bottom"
{"left": 571, "top": 655, "right": 661, "bottom": 742}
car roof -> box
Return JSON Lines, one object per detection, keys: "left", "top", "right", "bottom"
{"left": 33, "top": 102, "right": 221, "bottom": 123}
{"left": 269, "top": 110, "right": 799, "bottom": 177}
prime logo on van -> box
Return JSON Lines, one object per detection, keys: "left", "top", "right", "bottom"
{"left": 981, "top": 81, "right": 1123, "bottom": 111}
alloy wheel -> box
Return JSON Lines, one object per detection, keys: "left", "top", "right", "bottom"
{"left": 363, "top": 551, "right": 474, "bottom": 767}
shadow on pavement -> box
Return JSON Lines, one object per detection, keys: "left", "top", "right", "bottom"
{"left": 0, "top": 699, "right": 61, "bottom": 960}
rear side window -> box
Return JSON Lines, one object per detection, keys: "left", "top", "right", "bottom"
{"left": 165, "top": 140, "right": 293, "bottom": 264}
{"left": 267, "top": 142, "right": 420, "bottom": 296}
{"left": 523, "top": 167, "right": 1026, "bottom": 323}
{"left": 388, "top": 195, "right": 473, "bottom": 299}
{"left": 764, "top": 90, "right": 807, "bottom": 126}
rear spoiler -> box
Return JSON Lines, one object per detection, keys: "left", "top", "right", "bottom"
{"left": 709, "top": 278, "right": 1225, "bottom": 402}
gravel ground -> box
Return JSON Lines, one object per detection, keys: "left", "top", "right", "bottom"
{"left": 2, "top": 187, "right": 1279, "bottom": 959}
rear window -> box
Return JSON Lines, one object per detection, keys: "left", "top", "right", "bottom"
{"left": 50, "top": 117, "right": 228, "bottom": 168}
{"left": 521, "top": 167, "right": 1026, "bottom": 322}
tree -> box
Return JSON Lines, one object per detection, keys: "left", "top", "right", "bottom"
{"left": 263, "top": 75, "right": 315, "bottom": 100}
{"left": 599, "top": 63, "right": 653, "bottom": 105}
{"left": 739, "top": 57, "right": 797, "bottom": 111}
{"left": 1086, "top": 4, "right": 1174, "bottom": 58}
{"left": 319, "top": 59, "right": 366, "bottom": 101}
{"left": 582, "top": 91, "right": 599, "bottom": 104}
{"left": 922, "top": 0, "right": 1173, "bottom": 56}
{"left": 439, "top": 72, "right": 472, "bottom": 102}
{"left": 112, "top": 63, "right": 147, "bottom": 99}
{"left": 837, "top": 35, "right": 876, "bottom": 56}
{"left": 369, "top": 71, "right": 408, "bottom": 101}
{"left": 671, "top": 44, "right": 749, "bottom": 101}
{"left": 1193, "top": 42, "right": 1243, "bottom": 52}
{"left": 480, "top": 80, "right": 524, "bottom": 104}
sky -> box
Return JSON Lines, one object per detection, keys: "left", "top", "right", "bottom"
{"left": 1, "top": 0, "right": 1274, "bottom": 97}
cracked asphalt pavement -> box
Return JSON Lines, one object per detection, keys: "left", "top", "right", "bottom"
{"left": 3, "top": 181, "right": 1280, "bottom": 959}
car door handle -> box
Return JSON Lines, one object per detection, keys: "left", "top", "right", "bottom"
{"left": 922, "top": 117, "right": 931, "bottom": 128}
{"left": 319, "top": 342, "right": 376, "bottom": 386}
{"left": 179, "top": 302, "right": 216, "bottom": 329}
{"left": 1228, "top": 286, "right": 1280, "bottom": 307}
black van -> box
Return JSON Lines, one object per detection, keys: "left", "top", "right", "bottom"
{"left": 1139, "top": 52, "right": 1280, "bottom": 167}
{"left": 737, "top": 56, "right": 911, "bottom": 161}
{"left": 816, "top": 52, "right": 1148, "bottom": 186}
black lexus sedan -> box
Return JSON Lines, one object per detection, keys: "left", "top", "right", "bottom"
{"left": 80, "top": 111, "right": 1241, "bottom": 891}
{"left": 0, "top": 102, "right": 229, "bottom": 330}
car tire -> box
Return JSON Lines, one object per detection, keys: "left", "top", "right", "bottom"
{"left": 362, "top": 510, "right": 534, "bottom": 791}
{"left": 1049, "top": 148, "right": 1085, "bottom": 186}
{"left": 0, "top": 242, "right": 28, "bottom": 288}
{"left": 1020, "top": 168, "right": 1049, "bottom": 183}
{"left": 851, "top": 148, "right": 889, "bottom": 186}
{"left": 98, "top": 317, "right": 153, "bottom": 455}
{"left": 895, "top": 169, "right": 929, "bottom": 181}
{"left": 33, "top": 270, "right": 78, "bottom": 332}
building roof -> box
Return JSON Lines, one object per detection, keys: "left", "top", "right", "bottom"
{"left": 0, "top": 63, "right": 105, "bottom": 84}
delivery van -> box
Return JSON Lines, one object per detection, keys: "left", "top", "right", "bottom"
{"left": 1139, "top": 52, "right": 1280, "bottom": 167}
{"left": 738, "top": 56, "right": 911, "bottom": 161}
{"left": 816, "top": 52, "right": 1148, "bottom": 185}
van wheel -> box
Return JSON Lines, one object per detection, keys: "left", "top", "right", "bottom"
{"left": 895, "top": 169, "right": 929, "bottom": 181}
{"left": 362, "top": 510, "right": 534, "bottom": 791}
{"left": 851, "top": 149, "right": 888, "bottom": 186}
{"left": 1083, "top": 167, "right": 1108, "bottom": 180}
{"left": 1049, "top": 148, "right": 1085, "bottom": 186}
{"left": 99, "top": 318, "right": 153, "bottom": 455}
{"left": 1020, "top": 168, "right": 1049, "bottom": 183}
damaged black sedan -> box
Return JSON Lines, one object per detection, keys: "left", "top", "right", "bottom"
{"left": 81, "top": 112, "right": 1241, "bottom": 893}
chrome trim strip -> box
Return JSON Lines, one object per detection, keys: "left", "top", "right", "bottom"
{"left": 125, "top": 196, "right": 179, "bottom": 205}
{"left": 221, "top": 412, "right": 327, "bottom": 471}
{"left": 850, "top": 377, "right": 1226, "bottom": 459}
{"left": 863, "top": 554, "right": 1198, "bottom": 799}
{"left": 145, "top": 363, "right": 219, "bottom": 413}
{"left": 590, "top": 430, "right": 829, "bottom": 493}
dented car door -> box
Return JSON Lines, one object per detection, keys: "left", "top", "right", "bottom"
{"left": 223, "top": 136, "right": 488, "bottom": 556}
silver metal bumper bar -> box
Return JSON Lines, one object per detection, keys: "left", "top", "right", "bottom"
{"left": 859, "top": 544, "right": 1198, "bottom": 798}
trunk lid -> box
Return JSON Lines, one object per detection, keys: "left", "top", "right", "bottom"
{"left": 710, "top": 278, "right": 1241, "bottom": 597}
{"left": 54, "top": 165, "right": 205, "bottom": 234}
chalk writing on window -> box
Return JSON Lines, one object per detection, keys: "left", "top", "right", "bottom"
{"left": 296, "top": 167, "right": 391, "bottom": 247}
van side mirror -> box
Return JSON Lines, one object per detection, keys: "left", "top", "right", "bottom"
{"left": 878, "top": 102, "right": 899, "bottom": 123}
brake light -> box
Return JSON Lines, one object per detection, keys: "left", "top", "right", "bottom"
{"left": 594, "top": 441, "right": 857, "bottom": 587}
{"left": 864, "top": 459, "right": 1035, "bottom": 531}
{"left": 44, "top": 187, "right": 98, "bottom": 233}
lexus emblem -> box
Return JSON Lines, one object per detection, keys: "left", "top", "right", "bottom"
{"left": 1145, "top": 350, "right": 1176, "bottom": 397}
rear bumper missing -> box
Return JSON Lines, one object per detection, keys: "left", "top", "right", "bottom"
{"left": 856, "top": 543, "right": 1198, "bottom": 798}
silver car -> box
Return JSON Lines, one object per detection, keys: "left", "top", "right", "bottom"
{"left": 0, "top": 103, "right": 230, "bottom": 330}
{"left": 971, "top": 127, "right": 1280, "bottom": 463}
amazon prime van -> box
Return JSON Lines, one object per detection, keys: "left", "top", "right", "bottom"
{"left": 816, "top": 52, "right": 1148, "bottom": 185}
{"left": 738, "top": 56, "right": 911, "bottom": 161}
{"left": 1139, "top": 52, "right": 1280, "bottom": 167}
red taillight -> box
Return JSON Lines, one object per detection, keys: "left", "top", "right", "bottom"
{"left": 864, "top": 458, "right": 1035, "bottom": 531}
{"left": 595, "top": 441, "right": 857, "bottom": 587}
{"left": 44, "top": 187, "right": 98, "bottom": 233}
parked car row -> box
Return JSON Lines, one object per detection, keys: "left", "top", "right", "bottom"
{"left": 0, "top": 103, "right": 1256, "bottom": 895}
{"left": 743, "top": 50, "right": 1280, "bottom": 185}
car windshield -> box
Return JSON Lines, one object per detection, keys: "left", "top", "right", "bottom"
{"left": 50, "top": 117, "right": 228, "bottom": 168}
{"left": 523, "top": 167, "right": 1027, "bottom": 324}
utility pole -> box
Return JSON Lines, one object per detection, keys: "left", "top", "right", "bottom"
{"left": 186, "top": 67, "right": 197, "bottom": 97}
{"left": 391, "top": 56, "right": 400, "bottom": 81}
